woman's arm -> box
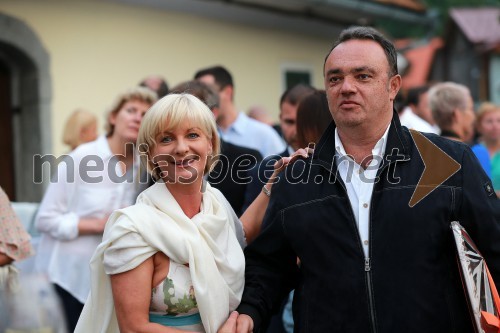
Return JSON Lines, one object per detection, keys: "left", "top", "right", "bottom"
{"left": 78, "top": 217, "right": 108, "bottom": 234}
{"left": 0, "top": 187, "right": 34, "bottom": 262}
{"left": 240, "top": 148, "right": 310, "bottom": 244}
{"left": 110, "top": 256, "right": 194, "bottom": 333}
{"left": 0, "top": 253, "right": 13, "bottom": 267}
{"left": 36, "top": 161, "right": 107, "bottom": 239}
{"left": 35, "top": 161, "right": 80, "bottom": 240}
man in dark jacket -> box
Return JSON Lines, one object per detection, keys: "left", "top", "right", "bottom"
{"left": 207, "top": 139, "right": 262, "bottom": 216}
{"left": 243, "top": 84, "right": 315, "bottom": 214}
{"left": 220, "top": 26, "right": 500, "bottom": 333}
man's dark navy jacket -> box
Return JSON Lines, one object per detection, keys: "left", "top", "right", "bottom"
{"left": 208, "top": 139, "right": 262, "bottom": 217}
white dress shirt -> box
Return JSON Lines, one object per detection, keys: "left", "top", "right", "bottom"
{"left": 219, "top": 112, "right": 286, "bottom": 158}
{"left": 334, "top": 125, "right": 390, "bottom": 257}
{"left": 399, "top": 107, "right": 440, "bottom": 135}
{"left": 34, "top": 136, "right": 145, "bottom": 303}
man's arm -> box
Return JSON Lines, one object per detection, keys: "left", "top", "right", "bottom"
{"left": 236, "top": 180, "right": 300, "bottom": 331}
{"left": 459, "top": 147, "right": 500, "bottom": 284}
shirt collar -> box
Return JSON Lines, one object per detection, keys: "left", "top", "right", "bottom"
{"left": 440, "top": 129, "right": 460, "bottom": 140}
{"left": 95, "top": 135, "right": 141, "bottom": 169}
{"left": 227, "top": 112, "right": 247, "bottom": 135}
{"left": 95, "top": 135, "right": 113, "bottom": 159}
{"left": 334, "top": 123, "right": 391, "bottom": 162}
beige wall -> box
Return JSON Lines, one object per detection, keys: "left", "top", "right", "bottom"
{"left": 0, "top": 0, "right": 332, "bottom": 155}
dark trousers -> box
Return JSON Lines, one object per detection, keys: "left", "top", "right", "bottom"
{"left": 54, "top": 284, "right": 84, "bottom": 333}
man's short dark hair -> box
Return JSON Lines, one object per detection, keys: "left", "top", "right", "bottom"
{"left": 170, "top": 80, "right": 220, "bottom": 111}
{"left": 324, "top": 26, "right": 398, "bottom": 77}
{"left": 406, "top": 85, "right": 431, "bottom": 106}
{"left": 194, "top": 65, "right": 234, "bottom": 90}
{"left": 280, "top": 84, "right": 315, "bottom": 107}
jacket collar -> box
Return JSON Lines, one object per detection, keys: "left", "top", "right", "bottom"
{"left": 313, "top": 110, "right": 411, "bottom": 168}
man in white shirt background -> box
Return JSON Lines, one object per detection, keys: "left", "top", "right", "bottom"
{"left": 399, "top": 84, "right": 440, "bottom": 134}
{"left": 194, "top": 65, "right": 285, "bottom": 158}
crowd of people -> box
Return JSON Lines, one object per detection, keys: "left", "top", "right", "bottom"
{"left": 1, "top": 26, "right": 499, "bottom": 333}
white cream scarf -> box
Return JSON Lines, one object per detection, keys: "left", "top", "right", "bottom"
{"left": 75, "top": 182, "right": 245, "bottom": 333}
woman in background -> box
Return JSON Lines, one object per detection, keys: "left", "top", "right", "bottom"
{"left": 472, "top": 102, "right": 500, "bottom": 193}
{"left": 35, "top": 86, "right": 157, "bottom": 332}
{"left": 295, "top": 89, "right": 332, "bottom": 148}
{"left": 0, "top": 186, "right": 35, "bottom": 331}
{"left": 62, "top": 108, "right": 98, "bottom": 151}
{"left": 0, "top": 186, "right": 34, "bottom": 268}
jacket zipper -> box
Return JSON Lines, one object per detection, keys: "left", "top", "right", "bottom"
{"left": 364, "top": 158, "right": 398, "bottom": 333}
{"left": 365, "top": 163, "right": 382, "bottom": 333}
{"left": 365, "top": 257, "right": 377, "bottom": 333}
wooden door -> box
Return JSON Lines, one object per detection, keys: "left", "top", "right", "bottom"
{"left": 0, "top": 61, "right": 15, "bottom": 200}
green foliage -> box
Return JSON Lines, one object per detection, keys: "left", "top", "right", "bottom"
{"left": 376, "top": 19, "right": 429, "bottom": 39}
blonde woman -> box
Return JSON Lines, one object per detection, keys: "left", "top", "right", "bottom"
{"left": 35, "top": 87, "right": 157, "bottom": 332}
{"left": 62, "top": 108, "right": 98, "bottom": 151}
{"left": 76, "top": 93, "right": 308, "bottom": 333}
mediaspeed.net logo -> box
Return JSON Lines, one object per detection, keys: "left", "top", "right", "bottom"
{"left": 30, "top": 131, "right": 466, "bottom": 207}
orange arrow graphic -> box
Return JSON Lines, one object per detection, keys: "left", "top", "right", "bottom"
{"left": 409, "top": 129, "right": 461, "bottom": 207}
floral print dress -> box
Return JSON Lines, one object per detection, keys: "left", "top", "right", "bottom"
{"left": 0, "top": 187, "right": 33, "bottom": 262}
{"left": 150, "top": 260, "right": 204, "bottom": 332}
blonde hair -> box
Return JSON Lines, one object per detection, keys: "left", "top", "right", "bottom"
{"left": 137, "top": 93, "right": 220, "bottom": 180}
{"left": 476, "top": 102, "right": 500, "bottom": 125}
{"left": 62, "top": 109, "right": 97, "bottom": 149}
{"left": 105, "top": 86, "right": 158, "bottom": 137}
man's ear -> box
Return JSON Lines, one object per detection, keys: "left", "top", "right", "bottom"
{"left": 389, "top": 75, "right": 402, "bottom": 101}
{"left": 451, "top": 108, "right": 461, "bottom": 122}
{"left": 211, "top": 106, "right": 220, "bottom": 119}
{"left": 221, "top": 85, "right": 234, "bottom": 102}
